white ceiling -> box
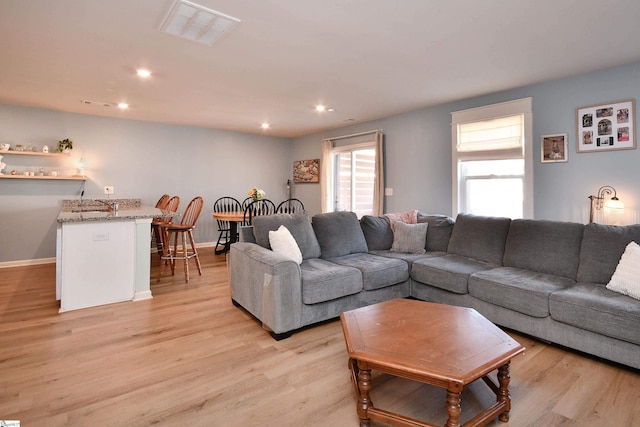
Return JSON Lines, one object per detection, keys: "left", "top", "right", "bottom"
{"left": 2, "top": 0, "right": 640, "bottom": 138}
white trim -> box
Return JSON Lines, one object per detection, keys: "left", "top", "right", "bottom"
{"left": 451, "top": 97, "right": 534, "bottom": 218}
{"left": 2, "top": 243, "right": 218, "bottom": 268}
{"left": 133, "top": 290, "right": 153, "bottom": 301}
{"left": 0, "top": 257, "right": 56, "bottom": 269}
{"left": 451, "top": 97, "right": 532, "bottom": 123}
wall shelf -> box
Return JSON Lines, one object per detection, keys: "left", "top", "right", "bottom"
{"left": 0, "top": 175, "right": 86, "bottom": 181}
{"left": 0, "top": 150, "right": 80, "bottom": 179}
{"left": 0, "top": 150, "right": 69, "bottom": 157}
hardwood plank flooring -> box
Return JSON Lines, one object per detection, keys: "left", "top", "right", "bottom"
{"left": 0, "top": 250, "right": 638, "bottom": 426}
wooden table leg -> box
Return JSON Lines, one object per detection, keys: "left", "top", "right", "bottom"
{"left": 497, "top": 362, "right": 512, "bottom": 422}
{"left": 445, "top": 382, "right": 463, "bottom": 427}
{"left": 356, "top": 360, "right": 373, "bottom": 427}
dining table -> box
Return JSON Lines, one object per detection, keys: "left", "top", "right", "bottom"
{"left": 212, "top": 211, "right": 245, "bottom": 254}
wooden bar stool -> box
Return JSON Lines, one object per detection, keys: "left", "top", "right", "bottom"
{"left": 152, "top": 195, "right": 180, "bottom": 259}
{"left": 158, "top": 196, "right": 204, "bottom": 283}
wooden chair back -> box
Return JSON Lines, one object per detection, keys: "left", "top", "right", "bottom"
{"left": 180, "top": 196, "right": 204, "bottom": 228}
{"left": 213, "top": 196, "right": 241, "bottom": 229}
{"left": 164, "top": 196, "right": 181, "bottom": 224}
{"left": 243, "top": 199, "right": 276, "bottom": 224}
{"left": 155, "top": 194, "right": 170, "bottom": 209}
{"left": 276, "top": 198, "right": 305, "bottom": 214}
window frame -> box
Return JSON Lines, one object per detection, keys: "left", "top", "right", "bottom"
{"left": 330, "top": 141, "right": 376, "bottom": 216}
{"left": 451, "top": 98, "right": 534, "bottom": 218}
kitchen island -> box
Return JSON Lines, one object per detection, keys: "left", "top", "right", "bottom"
{"left": 56, "top": 199, "right": 175, "bottom": 312}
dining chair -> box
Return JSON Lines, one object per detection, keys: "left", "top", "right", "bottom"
{"left": 276, "top": 198, "right": 305, "bottom": 214}
{"left": 243, "top": 199, "right": 276, "bottom": 224}
{"left": 213, "top": 196, "right": 241, "bottom": 252}
{"left": 152, "top": 195, "right": 179, "bottom": 258}
{"left": 241, "top": 197, "right": 254, "bottom": 210}
{"left": 158, "top": 196, "right": 204, "bottom": 283}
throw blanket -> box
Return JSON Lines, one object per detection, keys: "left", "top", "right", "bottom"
{"left": 384, "top": 210, "right": 418, "bottom": 231}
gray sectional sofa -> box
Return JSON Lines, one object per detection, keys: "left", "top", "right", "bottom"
{"left": 228, "top": 211, "right": 640, "bottom": 370}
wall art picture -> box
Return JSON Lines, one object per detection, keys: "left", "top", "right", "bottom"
{"left": 293, "top": 159, "right": 320, "bottom": 183}
{"left": 576, "top": 99, "right": 635, "bottom": 152}
{"left": 541, "top": 133, "right": 568, "bottom": 163}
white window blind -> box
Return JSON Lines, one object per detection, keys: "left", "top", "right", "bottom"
{"left": 457, "top": 115, "right": 524, "bottom": 160}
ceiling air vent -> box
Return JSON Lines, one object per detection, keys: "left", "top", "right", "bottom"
{"left": 160, "top": 0, "right": 241, "bottom": 47}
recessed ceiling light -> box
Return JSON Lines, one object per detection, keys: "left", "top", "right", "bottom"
{"left": 118, "top": 103, "right": 129, "bottom": 109}
{"left": 261, "top": 122, "right": 270, "bottom": 129}
{"left": 136, "top": 69, "right": 151, "bottom": 78}
{"left": 315, "top": 105, "right": 326, "bottom": 112}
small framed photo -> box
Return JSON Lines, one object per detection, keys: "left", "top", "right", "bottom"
{"left": 576, "top": 99, "right": 635, "bottom": 153}
{"left": 541, "top": 133, "right": 568, "bottom": 163}
{"left": 293, "top": 159, "right": 320, "bottom": 183}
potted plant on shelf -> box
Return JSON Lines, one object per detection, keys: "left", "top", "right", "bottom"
{"left": 57, "top": 138, "right": 73, "bottom": 153}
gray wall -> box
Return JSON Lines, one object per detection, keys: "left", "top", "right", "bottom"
{"left": 292, "top": 60, "right": 640, "bottom": 224}
{"left": 0, "top": 105, "right": 292, "bottom": 263}
{"left": 2, "top": 60, "right": 640, "bottom": 263}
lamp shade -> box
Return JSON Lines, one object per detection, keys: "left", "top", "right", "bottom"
{"left": 604, "top": 198, "right": 624, "bottom": 210}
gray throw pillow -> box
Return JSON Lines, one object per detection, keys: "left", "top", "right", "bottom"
{"left": 360, "top": 215, "right": 394, "bottom": 250}
{"left": 390, "top": 222, "right": 428, "bottom": 254}
{"left": 417, "top": 213, "right": 455, "bottom": 252}
{"left": 312, "top": 211, "right": 368, "bottom": 259}
{"left": 253, "top": 213, "right": 321, "bottom": 259}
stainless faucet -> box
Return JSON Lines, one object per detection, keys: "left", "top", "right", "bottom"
{"left": 95, "top": 199, "right": 119, "bottom": 212}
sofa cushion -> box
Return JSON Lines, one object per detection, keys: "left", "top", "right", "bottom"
{"left": 390, "top": 221, "right": 428, "bottom": 254}
{"left": 469, "top": 267, "right": 575, "bottom": 318}
{"left": 360, "top": 215, "right": 394, "bottom": 250}
{"left": 417, "top": 213, "right": 455, "bottom": 252}
{"left": 369, "top": 250, "right": 447, "bottom": 268}
{"left": 253, "top": 213, "right": 321, "bottom": 259}
{"left": 300, "top": 258, "right": 363, "bottom": 304}
{"left": 577, "top": 223, "right": 640, "bottom": 284}
{"left": 550, "top": 283, "right": 640, "bottom": 346}
{"left": 606, "top": 241, "right": 640, "bottom": 300}
{"left": 503, "top": 219, "right": 584, "bottom": 280}
{"left": 447, "top": 214, "right": 511, "bottom": 265}
{"left": 312, "top": 211, "right": 368, "bottom": 259}
{"left": 328, "top": 253, "right": 409, "bottom": 291}
{"left": 411, "top": 254, "right": 495, "bottom": 294}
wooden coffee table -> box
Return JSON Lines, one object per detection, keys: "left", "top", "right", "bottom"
{"left": 340, "top": 299, "right": 525, "bottom": 427}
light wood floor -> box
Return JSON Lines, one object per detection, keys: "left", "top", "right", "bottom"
{"left": 0, "top": 250, "right": 639, "bottom": 426}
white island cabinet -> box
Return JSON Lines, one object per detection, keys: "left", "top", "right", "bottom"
{"left": 56, "top": 200, "right": 174, "bottom": 312}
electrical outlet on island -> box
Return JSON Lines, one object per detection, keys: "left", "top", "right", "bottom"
{"left": 104, "top": 186, "right": 115, "bottom": 195}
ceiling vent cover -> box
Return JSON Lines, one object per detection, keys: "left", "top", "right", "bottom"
{"left": 160, "top": 0, "right": 241, "bottom": 46}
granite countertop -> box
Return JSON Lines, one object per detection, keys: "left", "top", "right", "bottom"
{"left": 57, "top": 198, "right": 177, "bottom": 223}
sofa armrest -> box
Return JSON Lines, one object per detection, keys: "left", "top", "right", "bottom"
{"left": 228, "top": 242, "right": 303, "bottom": 334}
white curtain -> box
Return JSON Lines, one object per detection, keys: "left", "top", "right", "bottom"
{"left": 373, "top": 131, "right": 384, "bottom": 216}
{"left": 320, "top": 139, "right": 333, "bottom": 213}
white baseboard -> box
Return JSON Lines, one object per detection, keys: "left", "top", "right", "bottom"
{"left": 133, "top": 290, "right": 153, "bottom": 301}
{"left": 0, "top": 257, "right": 56, "bottom": 269}
{"left": 2, "top": 243, "right": 217, "bottom": 269}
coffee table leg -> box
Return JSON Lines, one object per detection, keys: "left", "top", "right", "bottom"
{"left": 445, "top": 382, "right": 463, "bottom": 427}
{"left": 497, "top": 362, "right": 512, "bottom": 422}
{"left": 356, "top": 360, "right": 373, "bottom": 427}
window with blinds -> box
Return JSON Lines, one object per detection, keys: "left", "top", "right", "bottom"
{"left": 451, "top": 98, "right": 533, "bottom": 218}
{"left": 333, "top": 148, "right": 376, "bottom": 217}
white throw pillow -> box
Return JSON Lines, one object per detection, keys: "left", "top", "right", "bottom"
{"left": 269, "top": 225, "right": 303, "bottom": 264}
{"left": 606, "top": 241, "right": 640, "bottom": 300}
{"left": 390, "top": 221, "right": 428, "bottom": 254}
